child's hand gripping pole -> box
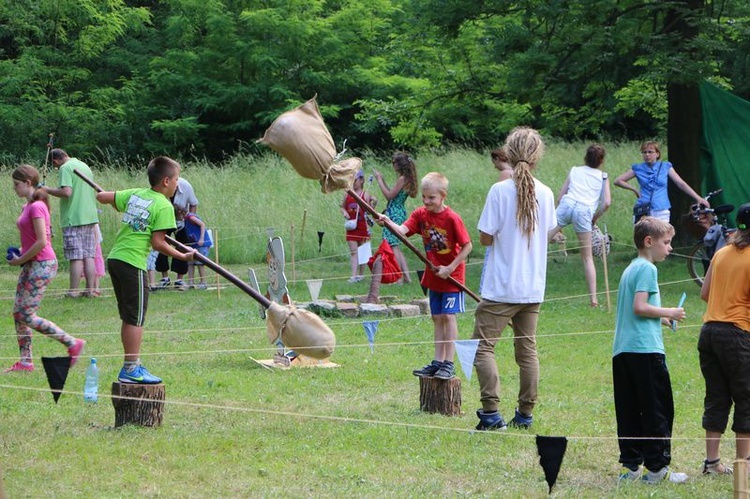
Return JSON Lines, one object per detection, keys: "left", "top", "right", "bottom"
{"left": 346, "top": 188, "right": 481, "bottom": 303}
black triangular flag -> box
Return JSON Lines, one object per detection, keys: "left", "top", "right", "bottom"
{"left": 317, "top": 231, "right": 325, "bottom": 253}
{"left": 41, "top": 356, "right": 71, "bottom": 403}
{"left": 415, "top": 270, "right": 428, "bottom": 296}
{"left": 536, "top": 435, "right": 567, "bottom": 494}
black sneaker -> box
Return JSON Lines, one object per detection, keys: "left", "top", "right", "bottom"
{"left": 412, "top": 360, "right": 441, "bottom": 377}
{"left": 475, "top": 409, "right": 508, "bottom": 431}
{"left": 508, "top": 408, "right": 533, "bottom": 429}
{"left": 433, "top": 361, "right": 455, "bottom": 380}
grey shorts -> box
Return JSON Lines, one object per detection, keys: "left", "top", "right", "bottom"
{"left": 63, "top": 224, "right": 97, "bottom": 260}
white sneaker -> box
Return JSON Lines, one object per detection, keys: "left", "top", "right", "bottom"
{"left": 617, "top": 466, "right": 642, "bottom": 482}
{"left": 643, "top": 466, "right": 688, "bottom": 484}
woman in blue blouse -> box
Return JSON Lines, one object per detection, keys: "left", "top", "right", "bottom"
{"left": 614, "top": 141, "right": 709, "bottom": 223}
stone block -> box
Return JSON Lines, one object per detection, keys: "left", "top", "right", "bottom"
{"left": 388, "top": 304, "right": 421, "bottom": 317}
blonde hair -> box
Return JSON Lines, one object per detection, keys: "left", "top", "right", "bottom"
{"left": 633, "top": 217, "right": 674, "bottom": 249}
{"left": 505, "top": 127, "right": 545, "bottom": 241}
{"left": 421, "top": 172, "right": 448, "bottom": 196}
{"left": 727, "top": 228, "right": 750, "bottom": 250}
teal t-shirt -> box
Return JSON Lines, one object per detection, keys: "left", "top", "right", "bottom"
{"left": 108, "top": 188, "right": 176, "bottom": 270}
{"left": 613, "top": 257, "right": 664, "bottom": 356}
{"left": 58, "top": 158, "right": 99, "bottom": 227}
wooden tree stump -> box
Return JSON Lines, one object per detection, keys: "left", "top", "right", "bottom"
{"left": 418, "top": 377, "right": 461, "bottom": 416}
{"left": 111, "top": 382, "right": 165, "bottom": 428}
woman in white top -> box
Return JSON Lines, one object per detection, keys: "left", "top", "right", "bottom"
{"left": 550, "top": 144, "right": 611, "bottom": 307}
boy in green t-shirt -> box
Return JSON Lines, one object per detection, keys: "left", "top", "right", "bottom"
{"left": 96, "top": 157, "right": 195, "bottom": 384}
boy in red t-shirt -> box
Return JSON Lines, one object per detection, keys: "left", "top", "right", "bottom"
{"left": 381, "top": 172, "right": 472, "bottom": 379}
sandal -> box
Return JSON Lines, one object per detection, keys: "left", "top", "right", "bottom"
{"left": 702, "top": 458, "right": 733, "bottom": 475}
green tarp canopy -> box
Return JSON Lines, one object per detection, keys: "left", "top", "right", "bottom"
{"left": 700, "top": 81, "right": 750, "bottom": 221}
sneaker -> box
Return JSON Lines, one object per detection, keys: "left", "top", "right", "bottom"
{"left": 475, "top": 409, "right": 508, "bottom": 431}
{"left": 158, "top": 277, "right": 171, "bottom": 289}
{"left": 3, "top": 361, "right": 35, "bottom": 373}
{"left": 618, "top": 466, "right": 643, "bottom": 482}
{"left": 118, "top": 364, "right": 163, "bottom": 384}
{"left": 67, "top": 339, "right": 86, "bottom": 367}
{"left": 174, "top": 279, "right": 187, "bottom": 291}
{"left": 509, "top": 407, "right": 533, "bottom": 429}
{"left": 197, "top": 283, "right": 207, "bottom": 290}
{"left": 412, "top": 360, "right": 441, "bottom": 377}
{"left": 347, "top": 276, "right": 363, "bottom": 283}
{"left": 702, "top": 458, "right": 733, "bottom": 475}
{"left": 642, "top": 466, "right": 688, "bottom": 484}
{"left": 433, "top": 361, "right": 455, "bottom": 380}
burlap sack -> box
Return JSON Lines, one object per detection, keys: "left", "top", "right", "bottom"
{"left": 265, "top": 302, "right": 336, "bottom": 359}
{"left": 259, "top": 96, "right": 336, "bottom": 181}
{"left": 259, "top": 95, "right": 362, "bottom": 193}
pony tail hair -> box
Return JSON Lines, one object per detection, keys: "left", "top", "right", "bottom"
{"left": 393, "top": 151, "right": 419, "bottom": 198}
{"left": 504, "top": 127, "right": 545, "bottom": 242}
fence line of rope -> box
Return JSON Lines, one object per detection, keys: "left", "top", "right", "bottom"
{"left": 0, "top": 381, "right": 723, "bottom": 444}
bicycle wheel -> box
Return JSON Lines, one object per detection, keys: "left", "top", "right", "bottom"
{"left": 687, "top": 242, "right": 710, "bottom": 287}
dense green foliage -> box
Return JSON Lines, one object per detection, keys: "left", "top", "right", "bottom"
{"left": 1, "top": 0, "right": 750, "bottom": 160}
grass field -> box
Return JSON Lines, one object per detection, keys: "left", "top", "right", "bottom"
{"left": 0, "top": 143, "right": 739, "bottom": 497}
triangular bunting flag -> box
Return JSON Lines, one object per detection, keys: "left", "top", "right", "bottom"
{"left": 306, "top": 279, "right": 323, "bottom": 301}
{"left": 317, "top": 231, "right": 325, "bottom": 252}
{"left": 415, "top": 270, "right": 428, "bottom": 296}
{"left": 363, "top": 320, "right": 379, "bottom": 353}
{"left": 454, "top": 339, "right": 479, "bottom": 382}
{"left": 41, "top": 356, "right": 72, "bottom": 403}
{"left": 536, "top": 435, "right": 568, "bottom": 494}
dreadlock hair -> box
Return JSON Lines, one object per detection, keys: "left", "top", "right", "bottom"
{"left": 12, "top": 164, "right": 50, "bottom": 208}
{"left": 504, "top": 126, "right": 545, "bottom": 242}
{"left": 392, "top": 151, "right": 419, "bottom": 198}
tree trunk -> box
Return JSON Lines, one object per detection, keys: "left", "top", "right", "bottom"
{"left": 665, "top": 0, "right": 705, "bottom": 244}
{"left": 418, "top": 377, "right": 461, "bottom": 416}
{"left": 111, "top": 382, "right": 165, "bottom": 428}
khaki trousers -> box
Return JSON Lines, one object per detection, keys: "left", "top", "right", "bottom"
{"left": 472, "top": 300, "right": 541, "bottom": 415}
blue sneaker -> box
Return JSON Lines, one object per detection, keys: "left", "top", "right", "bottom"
{"left": 118, "top": 365, "right": 162, "bottom": 384}
{"left": 509, "top": 408, "right": 533, "bottom": 429}
{"left": 412, "top": 360, "right": 441, "bottom": 377}
{"left": 475, "top": 409, "right": 508, "bottom": 431}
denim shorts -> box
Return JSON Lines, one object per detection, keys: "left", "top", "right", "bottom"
{"left": 556, "top": 198, "right": 594, "bottom": 233}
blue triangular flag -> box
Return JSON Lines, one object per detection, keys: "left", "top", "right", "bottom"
{"left": 454, "top": 339, "right": 479, "bottom": 382}
{"left": 363, "top": 320, "right": 379, "bottom": 353}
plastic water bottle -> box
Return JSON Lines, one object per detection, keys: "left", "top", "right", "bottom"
{"left": 84, "top": 358, "right": 99, "bottom": 403}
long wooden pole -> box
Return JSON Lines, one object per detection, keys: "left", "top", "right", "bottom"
{"left": 346, "top": 188, "right": 480, "bottom": 302}
{"left": 601, "top": 242, "right": 611, "bottom": 311}
{"left": 214, "top": 228, "right": 220, "bottom": 299}
{"left": 735, "top": 458, "right": 748, "bottom": 499}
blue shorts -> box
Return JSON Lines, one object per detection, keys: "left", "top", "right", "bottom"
{"left": 192, "top": 245, "right": 210, "bottom": 265}
{"left": 429, "top": 290, "right": 465, "bottom": 315}
{"left": 556, "top": 198, "right": 594, "bottom": 233}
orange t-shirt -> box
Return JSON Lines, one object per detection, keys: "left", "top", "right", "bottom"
{"left": 703, "top": 245, "right": 750, "bottom": 332}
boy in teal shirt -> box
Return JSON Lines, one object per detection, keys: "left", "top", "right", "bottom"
{"left": 97, "top": 157, "right": 195, "bottom": 384}
{"left": 613, "top": 217, "right": 687, "bottom": 484}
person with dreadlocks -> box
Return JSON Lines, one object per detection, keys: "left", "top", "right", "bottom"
{"left": 471, "top": 127, "right": 556, "bottom": 431}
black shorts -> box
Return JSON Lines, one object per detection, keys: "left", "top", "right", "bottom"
{"left": 107, "top": 259, "right": 149, "bottom": 326}
{"left": 699, "top": 321, "right": 750, "bottom": 433}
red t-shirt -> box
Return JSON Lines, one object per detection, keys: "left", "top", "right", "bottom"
{"left": 403, "top": 206, "right": 470, "bottom": 292}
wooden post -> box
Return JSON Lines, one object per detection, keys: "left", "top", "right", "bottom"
{"left": 735, "top": 459, "right": 748, "bottom": 499}
{"left": 111, "top": 382, "right": 165, "bottom": 428}
{"left": 214, "top": 228, "right": 220, "bottom": 299}
{"left": 290, "top": 224, "right": 296, "bottom": 282}
{"left": 601, "top": 244, "right": 611, "bottom": 312}
{"left": 300, "top": 209, "right": 307, "bottom": 241}
{"left": 418, "top": 377, "right": 461, "bottom": 416}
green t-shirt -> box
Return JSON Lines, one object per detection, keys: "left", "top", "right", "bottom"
{"left": 108, "top": 188, "right": 176, "bottom": 270}
{"left": 58, "top": 158, "right": 99, "bottom": 227}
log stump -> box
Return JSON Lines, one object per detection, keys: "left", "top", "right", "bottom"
{"left": 418, "top": 377, "right": 461, "bottom": 416}
{"left": 111, "top": 382, "right": 165, "bottom": 428}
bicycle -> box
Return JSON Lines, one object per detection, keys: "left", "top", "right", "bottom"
{"left": 683, "top": 188, "right": 736, "bottom": 286}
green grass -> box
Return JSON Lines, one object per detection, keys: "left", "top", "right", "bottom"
{"left": 0, "top": 144, "right": 734, "bottom": 497}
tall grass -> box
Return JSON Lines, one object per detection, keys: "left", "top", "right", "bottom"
{"left": 0, "top": 144, "right": 730, "bottom": 498}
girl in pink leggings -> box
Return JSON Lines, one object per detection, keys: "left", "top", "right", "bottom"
{"left": 4, "top": 165, "right": 84, "bottom": 373}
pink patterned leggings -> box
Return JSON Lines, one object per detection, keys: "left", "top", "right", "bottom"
{"left": 13, "top": 260, "right": 74, "bottom": 363}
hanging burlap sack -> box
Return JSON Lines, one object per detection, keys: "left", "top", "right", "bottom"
{"left": 259, "top": 96, "right": 361, "bottom": 193}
